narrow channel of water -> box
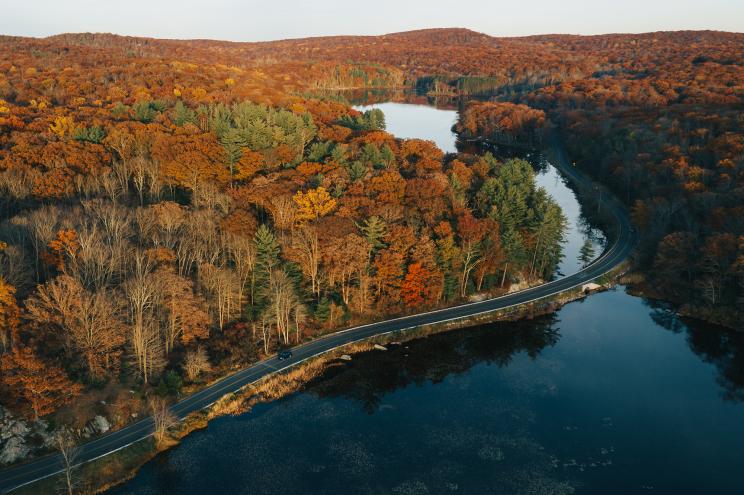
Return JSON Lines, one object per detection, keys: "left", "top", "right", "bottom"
{"left": 109, "top": 100, "right": 744, "bottom": 495}
{"left": 356, "top": 100, "right": 605, "bottom": 276}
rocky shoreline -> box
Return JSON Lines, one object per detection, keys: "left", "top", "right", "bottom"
{"left": 0, "top": 406, "right": 111, "bottom": 468}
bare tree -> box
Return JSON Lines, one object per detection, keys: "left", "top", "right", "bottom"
{"left": 131, "top": 155, "right": 149, "bottom": 206}
{"left": 0, "top": 242, "right": 33, "bottom": 294}
{"left": 66, "top": 225, "right": 114, "bottom": 291}
{"left": 459, "top": 244, "right": 482, "bottom": 298}
{"left": 145, "top": 155, "right": 162, "bottom": 202}
{"left": 145, "top": 201, "right": 186, "bottom": 251}
{"left": 0, "top": 169, "right": 33, "bottom": 207}
{"left": 183, "top": 346, "right": 211, "bottom": 381}
{"left": 55, "top": 427, "right": 80, "bottom": 495}
{"left": 193, "top": 182, "right": 230, "bottom": 212}
{"left": 149, "top": 397, "right": 177, "bottom": 446}
{"left": 223, "top": 233, "right": 255, "bottom": 312}
{"left": 153, "top": 267, "right": 209, "bottom": 354}
{"left": 268, "top": 195, "right": 296, "bottom": 232}
{"left": 84, "top": 200, "right": 133, "bottom": 248}
{"left": 123, "top": 251, "right": 163, "bottom": 383}
{"left": 289, "top": 226, "right": 322, "bottom": 299}
{"left": 26, "top": 275, "right": 126, "bottom": 378}
{"left": 111, "top": 160, "right": 130, "bottom": 198}
{"left": 98, "top": 169, "right": 124, "bottom": 202}
{"left": 199, "top": 263, "right": 239, "bottom": 332}
{"left": 27, "top": 205, "right": 60, "bottom": 281}
{"left": 256, "top": 311, "right": 273, "bottom": 356}
{"left": 266, "top": 269, "right": 302, "bottom": 345}
{"left": 293, "top": 304, "right": 306, "bottom": 344}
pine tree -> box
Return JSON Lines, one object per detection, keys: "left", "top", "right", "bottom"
{"left": 379, "top": 144, "right": 395, "bottom": 168}
{"left": 359, "top": 216, "right": 387, "bottom": 252}
{"left": 172, "top": 100, "right": 196, "bottom": 127}
{"left": 500, "top": 229, "right": 528, "bottom": 287}
{"left": 220, "top": 128, "right": 248, "bottom": 179}
{"left": 314, "top": 296, "right": 331, "bottom": 323}
{"left": 254, "top": 224, "right": 280, "bottom": 282}
{"left": 579, "top": 239, "right": 597, "bottom": 268}
{"left": 346, "top": 161, "right": 367, "bottom": 182}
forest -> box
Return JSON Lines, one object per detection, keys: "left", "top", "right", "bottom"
{"left": 0, "top": 26, "right": 742, "bottom": 467}
{"left": 0, "top": 30, "right": 571, "bottom": 458}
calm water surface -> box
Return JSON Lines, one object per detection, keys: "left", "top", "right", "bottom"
{"left": 109, "top": 102, "right": 744, "bottom": 495}
{"left": 355, "top": 100, "right": 604, "bottom": 276}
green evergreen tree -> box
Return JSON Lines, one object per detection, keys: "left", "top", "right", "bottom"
{"left": 111, "top": 102, "right": 130, "bottom": 119}
{"left": 364, "top": 108, "right": 386, "bottom": 130}
{"left": 307, "top": 140, "right": 335, "bottom": 162}
{"left": 579, "top": 239, "right": 597, "bottom": 268}
{"left": 254, "top": 224, "right": 280, "bottom": 284}
{"left": 220, "top": 128, "right": 248, "bottom": 179}
{"left": 172, "top": 100, "right": 196, "bottom": 127}
{"left": 379, "top": 144, "right": 395, "bottom": 168}
{"left": 500, "top": 229, "right": 528, "bottom": 287}
{"left": 359, "top": 143, "right": 382, "bottom": 168}
{"left": 314, "top": 296, "right": 331, "bottom": 323}
{"left": 132, "top": 100, "right": 157, "bottom": 123}
{"left": 346, "top": 161, "right": 367, "bottom": 182}
{"left": 359, "top": 216, "right": 387, "bottom": 251}
{"left": 72, "top": 126, "right": 105, "bottom": 144}
{"left": 330, "top": 143, "right": 349, "bottom": 165}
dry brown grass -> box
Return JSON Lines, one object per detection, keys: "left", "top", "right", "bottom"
{"left": 207, "top": 341, "right": 375, "bottom": 418}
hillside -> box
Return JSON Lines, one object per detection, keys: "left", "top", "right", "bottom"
{"left": 0, "top": 27, "right": 742, "bottom": 475}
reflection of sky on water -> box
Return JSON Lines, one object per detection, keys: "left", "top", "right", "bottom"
{"left": 355, "top": 102, "right": 459, "bottom": 154}
{"left": 107, "top": 99, "right": 744, "bottom": 495}
{"left": 356, "top": 101, "right": 605, "bottom": 276}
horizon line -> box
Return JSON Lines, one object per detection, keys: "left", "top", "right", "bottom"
{"left": 2, "top": 26, "right": 743, "bottom": 45}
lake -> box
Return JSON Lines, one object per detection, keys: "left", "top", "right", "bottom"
{"left": 109, "top": 98, "right": 744, "bottom": 495}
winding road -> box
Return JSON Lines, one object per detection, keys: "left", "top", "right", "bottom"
{"left": 0, "top": 150, "right": 636, "bottom": 494}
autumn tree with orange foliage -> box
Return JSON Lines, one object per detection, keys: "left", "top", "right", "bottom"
{"left": 1, "top": 346, "right": 82, "bottom": 419}
{"left": 42, "top": 230, "right": 80, "bottom": 272}
{"left": 5, "top": 26, "right": 738, "bottom": 440}
{"left": 153, "top": 133, "right": 229, "bottom": 201}
{"left": 0, "top": 277, "right": 20, "bottom": 353}
{"left": 401, "top": 262, "right": 438, "bottom": 308}
{"left": 456, "top": 101, "right": 547, "bottom": 145}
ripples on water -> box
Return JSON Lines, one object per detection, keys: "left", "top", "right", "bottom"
{"left": 111, "top": 290, "right": 744, "bottom": 494}
{"left": 109, "top": 98, "right": 744, "bottom": 495}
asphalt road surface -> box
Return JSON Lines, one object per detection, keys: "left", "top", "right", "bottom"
{"left": 0, "top": 151, "right": 636, "bottom": 494}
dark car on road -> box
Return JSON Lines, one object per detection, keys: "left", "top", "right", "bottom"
{"left": 277, "top": 349, "right": 292, "bottom": 360}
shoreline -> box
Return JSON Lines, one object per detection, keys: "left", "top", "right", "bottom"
{"left": 2, "top": 119, "right": 636, "bottom": 495}
{"left": 1, "top": 137, "right": 633, "bottom": 493}
{"left": 12, "top": 271, "right": 625, "bottom": 494}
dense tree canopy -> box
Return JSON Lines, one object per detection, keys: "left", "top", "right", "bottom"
{"left": 0, "top": 26, "right": 739, "bottom": 441}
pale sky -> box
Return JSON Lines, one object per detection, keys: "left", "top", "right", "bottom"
{"left": 2, "top": 0, "right": 743, "bottom": 41}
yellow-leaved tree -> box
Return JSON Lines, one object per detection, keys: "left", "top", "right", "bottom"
{"left": 293, "top": 187, "right": 336, "bottom": 222}
{"left": 49, "top": 115, "right": 76, "bottom": 138}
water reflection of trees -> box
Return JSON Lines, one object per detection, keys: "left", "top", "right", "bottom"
{"left": 687, "top": 322, "right": 744, "bottom": 402}
{"left": 647, "top": 301, "right": 744, "bottom": 402}
{"left": 307, "top": 316, "right": 560, "bottom": 413}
